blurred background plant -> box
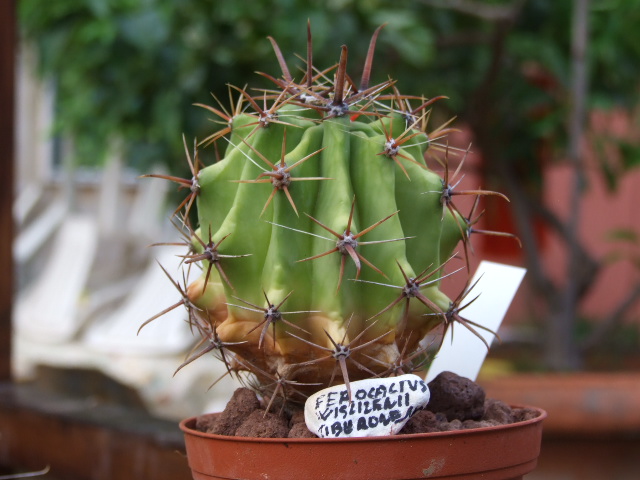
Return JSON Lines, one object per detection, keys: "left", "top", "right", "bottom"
{"left": 17, "top": 0, "right": 640, "bottom": 373}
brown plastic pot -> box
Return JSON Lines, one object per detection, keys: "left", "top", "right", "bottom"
{"left": 180, "top": 406, "right": 546, "bottom": 480}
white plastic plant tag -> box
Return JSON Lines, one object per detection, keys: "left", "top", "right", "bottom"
{"left": 305, "top": 374, "right": 430, "bottom": 438}
{"left": 425, "top": 261, "right": 526, "bottom": 383}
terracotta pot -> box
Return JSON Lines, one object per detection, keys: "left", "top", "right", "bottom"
{"left": 180, "top": 406, "right": 546, "bottom": 480}
{"left": 482, "top": 372, "right": 640, "bottom": 435}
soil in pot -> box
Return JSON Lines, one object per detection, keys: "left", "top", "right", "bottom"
{"left": 194, "top": 371, "right": 541, "bottom": 438}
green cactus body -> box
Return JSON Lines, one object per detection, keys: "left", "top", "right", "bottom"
{"left": 148, "top": 26, "right": 510, "bottom": 404}
{"left": 189, "top": 103, "right": 458, "bottom": 384}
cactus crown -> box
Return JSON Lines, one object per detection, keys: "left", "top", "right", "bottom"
{"left": 143, "top": 24, "right": 513, "bottom": 409}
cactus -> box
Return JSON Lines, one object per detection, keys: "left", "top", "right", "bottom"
{"left": 143, "top": 24, "right": 513, "bottom": 408}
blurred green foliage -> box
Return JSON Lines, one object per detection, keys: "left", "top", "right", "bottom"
{"left": 18, "top": 0, "right": 640, "bottom": 184}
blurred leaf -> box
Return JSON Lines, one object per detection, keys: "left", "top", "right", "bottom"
{"left": 605, "top": 228, "right": 640, "bottom": 244}
{"left": 119, "top": 8, "right": 169, "bottom": 50}
{"left": 592, "top": 136, "right": 619, "bottom": 191}
{"left": 372, "top": 10, "right": 435, "bottom": 67}
{"left": 618, "top": 139, "right": 640, "bottom": 171}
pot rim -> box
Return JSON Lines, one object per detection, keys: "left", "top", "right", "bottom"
{"left": 179, "top": 404, "right": 547, "bottom": 443}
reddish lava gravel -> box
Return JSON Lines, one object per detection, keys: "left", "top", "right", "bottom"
{"left": 195, "top": 371, "right": 541, "bottom": 439}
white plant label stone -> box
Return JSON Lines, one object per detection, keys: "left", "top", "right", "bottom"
{"left": 304, "top": 374, "right": 430, "bottom": 438}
